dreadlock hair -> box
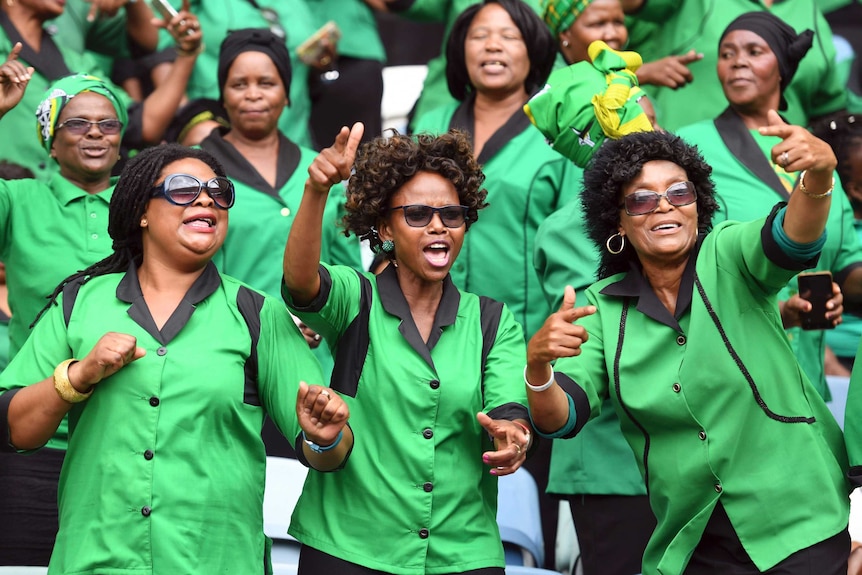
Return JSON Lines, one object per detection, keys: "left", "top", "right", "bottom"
{"left": 342, "top": 129, "right": 488, "bottom": 258}
{"left": 32, "top": 144, "right": 227, "bottom": 327}
{"left": 811, "top": 112, "right": 862, "bottom": 197}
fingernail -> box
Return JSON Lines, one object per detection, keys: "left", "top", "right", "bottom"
{"left": 483, "top": 454, "right": 489, "bottom": 462}
{"left": 490, "top": 469, "right": 497, "bottom": 475}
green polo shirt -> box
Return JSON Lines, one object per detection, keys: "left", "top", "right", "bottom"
{"left": 627, "top": 0, "right": 846, "bottom": 131}
{"left": 548, "top": 213, "right": 849, "bottom": 575}
{"left": 0, "top": 174, "right": 116, "bottom": 366}
{"left": 202, "top": 129, "right": 363, "bottom": 375}
{"left": 413, "top": 97, "right": 582, "bottom": 339}
{"left": 286, "top": 263, "right": 528, "bottom": 575}
{"left": 677, "top": 116, "right": 862, "bottom": 399}
{"left": 0, "top": 263, "right": 322, "bottom": 575}
{"left": 160, "top": 0, "right": 316, "bottom": 149}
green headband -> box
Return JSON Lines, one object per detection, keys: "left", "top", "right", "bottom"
{"left": 36, "top": 74, "right": 128, "bottom": 155}
{"left": 541, "top": 0, "right": 594, "bottom": 37}
{"left": 523, "top": 41, "right": 653, "bottom": 168}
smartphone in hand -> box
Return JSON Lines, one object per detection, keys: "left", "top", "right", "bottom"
{"left": 150, "top": 0, "right": 178, "bottom": 20}
{"left": 797, "top": 271, "right": 835, "bottom": 330}
{"left": 297, "top": 21, "right": 341, "bottom": 66}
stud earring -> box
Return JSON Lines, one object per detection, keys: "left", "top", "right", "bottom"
{"left": 381, "top": 239, "right": 395, "bottom": 253}
{"left": 140, "top": 217, "right": 148, "bottom": 227}
{"left": 561, "top": 40, "right": 570, "bottom": 48}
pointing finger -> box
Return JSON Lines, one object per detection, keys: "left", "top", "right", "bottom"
{"left": 559, "top": 285, "right": 576, "bottom": 313}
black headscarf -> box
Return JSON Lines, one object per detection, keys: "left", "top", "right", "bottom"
{"left": 719, "top": 12, "right": 813, "bottom": 110}
{"left": 217, "top": 28, "right": 292, "bottom": 105}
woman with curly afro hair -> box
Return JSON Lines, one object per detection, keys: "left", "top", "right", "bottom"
{"left": 527, "top": 129, "right": 851, "bottom": 575}
{"left": 283, "top": 123, "right": 535, "bottom": 575}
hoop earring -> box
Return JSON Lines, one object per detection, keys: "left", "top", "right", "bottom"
{"left": 606, "top": 233, "right": 625, "bottom": 255}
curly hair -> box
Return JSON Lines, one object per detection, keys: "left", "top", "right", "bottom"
{"left": 581, "top": 131, "right": 719, "bottom": 279}
{"left": 343, "top": 130, "right": 488, "bottom": 256}
{"left": 32, "top": 144, "right": 226, "bottom": 326}
{"left": 445, "top": 0, "right": 557, "bottom": 101}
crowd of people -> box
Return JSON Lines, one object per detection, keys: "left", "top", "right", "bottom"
{"left": 0, "top": 0, "right": 861, "bottom": 574}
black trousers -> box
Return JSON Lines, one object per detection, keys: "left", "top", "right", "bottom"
{"left": 308, "top": 56, "right": 383, "bottom": 150}
{"left": 683, "top": 502, "right": 849, "bottom": 575}
{"left": 566, "top": 493, "right": 655, "bottom": 575}
{"left": 0, "top": 448, "right": 64, "bottom": 565}
{"left": 298, "top": 545, "right": 504, "bottom": 575}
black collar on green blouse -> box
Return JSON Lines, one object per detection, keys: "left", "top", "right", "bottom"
{"left": 375, "top": 264, "right": 460, "bottom": 366}
{"left": 448, "top": 91, "right": 532, "bottom": 165}
{"left": 116, "top": 261, "right": 221, "bottom": 345}
{"left": 199, "top": 127, "right": 301, "bottom": 200}
{"left": 0, "top": 11, "right": 69, "bottom": 80}
{"left": 599, "top": 236, "right": 704, "bottom": 331}
{"left": 714, "top": 106, "right": 790, "bottom": 200}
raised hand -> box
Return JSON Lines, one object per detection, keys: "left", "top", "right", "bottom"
{"left": 0, "top": 43, "right": 33, "bottom": 117}
{"left": 527, "top": 285, "right": 596, "bottom": 368}
{"left": 296, "top": 381, "right": 349, "bottom": 446}
{"left": 761, "top": 109, "right": 837, "bottom": 175}
{"left": 68, "top": 332, "right": 146, "bottom": 392}
{"left": 307, "top": 122, "right": 365, "bottom": 194}
{"left": 476, "top": 413, "right": 531, "bottom": 476}
{"left": 637, "top": 50, "right": 702, "bottom": 89}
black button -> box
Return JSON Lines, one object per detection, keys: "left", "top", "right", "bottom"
{"left": 149, "top": 397, "right": 160, "bottom": 407}
{"left": 676, "top": 335, "right": 686, "bottom": 345}
{"left": 144, "top": 450, "right": 154, "bottom": 460}
{"left": 672, "top": 383, "right": 681, "bottom": 393}
{"left": 429, "top": 379, "right": 440, "bottom": 389}
{"left": 423, "top": 482, "right": 433, "bottom": 492}
{"left": 418, "top": 528, "right": 429, "bottom": 539}
{"left": 141, "top": 506, "right": 151, "bottom": 516}
{"left": 157, "top": 346, "right": 167, "bottom": 356}
{"left": 698, "top": 431, "right": 706, "bottom": 441}
{"left": 714, "top": 484, "right": 722, "bottom": 493}
{"left": 422, "top": 429, "right": 433, "bottom": 439}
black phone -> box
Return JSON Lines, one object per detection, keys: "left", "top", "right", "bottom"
{"left": 797, "top": 271, "right": 835, "bottom": 330}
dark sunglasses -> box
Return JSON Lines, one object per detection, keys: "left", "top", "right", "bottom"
{"left": 56, "top": 118, "right": 123, "bottom": 135}
{"left": 389, "top": 204, "right": 469, "bottom": 228}
{"left": 620, "top": 181, "right": 697, "bottom": 216}
{"left": 151, "top": 173, "right": 236, "bottom": 210}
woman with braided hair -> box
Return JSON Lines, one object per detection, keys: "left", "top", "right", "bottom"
{"left": 0, "top": 143, "right": 351, "bottom": 574}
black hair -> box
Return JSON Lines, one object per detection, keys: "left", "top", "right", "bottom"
{"left": 581, "top": 131, "right": 719, "bottom": 279}
{"left": 811, "top": 111, "right": 862, "bottom": 194}
{"left": 0, "top": 160, "right": 34, "bottom": 180}
{"left": 343, "top": 130, "right": 488, "bottom": 257}
{"left": 445, "top": 0, "right": 556, "bottom": 101}
{"left": 32, "top": 144, "right": 226, "bottom": 326}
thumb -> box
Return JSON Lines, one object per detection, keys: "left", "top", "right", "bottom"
{"left": 766, "top": 109, "right": 786, "bottom": 128}
{"left": 558, "top": 285, "right": 576, "bottom": 313}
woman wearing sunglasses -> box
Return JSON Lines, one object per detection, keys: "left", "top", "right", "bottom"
{"left": 283, "top": 124, "right": 532, "bottom": 574}
{"left": 0, "top": 143, "right": 351, "bottom": 574}
{"left": 526, "top": 129, "right": 850, "bottom": 575}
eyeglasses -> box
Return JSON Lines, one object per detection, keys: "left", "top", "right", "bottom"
{"left": 56, "top": 118, "right": 123, "bottom": 135}
{"left": 620, "top": 181, "right": 697, "bottom": 216}
{"left": 151, "top": 173, "right": 236, "bottom": 210}
{"left": 389, "top": 204, "right": 469, "bottom": 228}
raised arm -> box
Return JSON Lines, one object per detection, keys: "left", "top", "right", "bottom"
{"left": 283, "top": 122, "right": 364, "bottom": 306}
{"left": 760, "top": 110, "right": 837, "bottom": 243}
{"left": 0, "top": 43, "right": 33, "bottom": 121}
{"left": 6, "top": 332, "right": 145, "bottom": 450}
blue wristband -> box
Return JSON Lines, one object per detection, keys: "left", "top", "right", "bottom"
{"left": 302, "top": 429, "right": 343, "bottom": 453}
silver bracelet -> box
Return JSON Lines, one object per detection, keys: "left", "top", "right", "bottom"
{"left": 524, "top": 365, "right": 555, "bottom": 392}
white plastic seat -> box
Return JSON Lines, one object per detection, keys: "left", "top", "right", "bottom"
{"left": 380, "top": 65, "right": 428, "bottom": 135}
{"left": 264, "top": 456, "right": 308, "bottom": 570}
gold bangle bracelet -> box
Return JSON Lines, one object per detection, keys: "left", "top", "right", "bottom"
{"left": 53, "top": 359, "right": 92, "bottom": 404}
{"left": 798, "top": 170, "right": 834, "bottom": 199}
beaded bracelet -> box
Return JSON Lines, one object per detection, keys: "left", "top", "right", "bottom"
{"left": 524, "top": 365, "right": 555, "bottom": 392}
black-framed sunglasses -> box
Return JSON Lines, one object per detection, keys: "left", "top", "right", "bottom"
{"left": 56, "top": 118, "right": 123, "bottom": 135}
{"left": 620, "top": 181, "right": 697, "bottom": 216}
{"left": 389, "top": 204, "right": 469, "bottom": 228}
{"left": 151, "top": 173, "right": 236, "bottom": 210}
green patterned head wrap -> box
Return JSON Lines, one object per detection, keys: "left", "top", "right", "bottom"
{"left": 523, "top": 40, "right": 653, "bottom": 168}
{"left": 35, "top": 73, "right": 128, "bottom": 154}
{"left": 541, "top": 0, "right": 595, "bottom": 37}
